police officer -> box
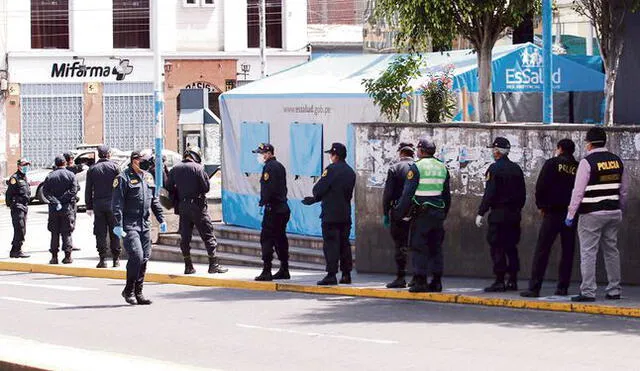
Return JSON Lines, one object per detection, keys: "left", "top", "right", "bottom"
{"left": 302, "top": 142, "right": 356, "bottom": 286}
{"left": 85, "top": 145, "right": 121, "bottom": 268}
{"left": 252, "top": 143, "right": 291, "bottom": 281}
{"left": 166, "top": 146, "right": 227, "bottom": 275}
{"left": 476, "top": 137, "right": 526, "bottom": 292}
{"left": 112, "top": 151, "right": 166, "bottom": 305}
{"left": 63, "top": 152, "right": 83, "bottom": 174}
{"left": 393, "top": 138, "right": 450, "bottom": 292}
{"left": 521, "top": 139, "right": 578, "bottom": 298}
{"left": 382, "top": 142, "right": 415, "bottom": 288}
{"left": 5, "top": 158, "right": 32, "bottom": 258}
{"left": 42, "top": 155, "right": 80, "bottom": 265}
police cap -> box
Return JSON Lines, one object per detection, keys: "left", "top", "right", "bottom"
{"left": 97, "top": 145, "right": 110, "bottom": 158}
{"left": 130, "top": 150, "right": 143, "bottom": 161}
{"left": 17, "top": 158, "right": 31, "bottom": 166}
{"left": 585, "top": 127, "right": 606, "bottom": 145}
{"left": 252, "top": 143, "right": 274, "bottom": 154}
{"left": 417, "top": 138, "right": 436, "bottom": 150}
{"left": 324, "top": 142, "right": 347, "bottom": 158}
{"left": 54, "top": 155, "right": 66, "bottom": 167}
{"left": 488, "top": 137, "right": 511, "bottom": 150}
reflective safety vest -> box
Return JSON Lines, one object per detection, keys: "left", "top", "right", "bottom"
{"left": 413, "top": 157, "right": 447, "bottom": 208}
{"left": 578, "top": 151, "right": 624, "bottom": 214}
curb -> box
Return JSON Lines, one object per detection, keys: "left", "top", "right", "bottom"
{"left": 1, "top": 261, "right": 639, "bottom": 319}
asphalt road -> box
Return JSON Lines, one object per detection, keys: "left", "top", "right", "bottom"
{"left": 1, "top": 271, "right": 640, "bottom": 371}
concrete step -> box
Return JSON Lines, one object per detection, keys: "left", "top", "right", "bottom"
{"left": 151, "top": 244, "right": 325, "bottom": 271}
{"left": 212, "top": 223, "right": 330, "bottom": 250}
{"left": 156, "top": 234, "right": 330, "bottom": 266}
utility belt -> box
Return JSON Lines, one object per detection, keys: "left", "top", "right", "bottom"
{"left": 181, "top": 195, "right": 206, "bottom": 204}
{"left": 409, "top": 202, "right": 445, "bottom": 220}
{"left": 12, "top": 196, "right": 29, "bottom": 206}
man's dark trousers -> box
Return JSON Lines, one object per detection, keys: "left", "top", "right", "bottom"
{"left": 179, "top": 199, "right": 218, "bottom": 257}
{"left": 410, "top": 209, "right": 445, "bottom": 277}
{"left": 49, "top": 210, "right": 74, "bottom": 253}
{"left": 123, "top": 230, "right": 151, "bottom": 286}
{"left": 94, "top": 207, "right": 120, "bottom": 259}
{"left": 260, "top": 208, "right": 290, "bottom": 265}
{"left": 321, "top": 222, "right": 352, "bottom": 275}
{"left": 528, "top": 211, "right": 576, "bottom": 291}
{"left": 487, "top": 209, "right": 521, "bottom": 280}
{"left": 390, "top": 218, "right": 410, "bottom": 276}
{"left": 11, "top": 207, "right": 27, "bottom": 254}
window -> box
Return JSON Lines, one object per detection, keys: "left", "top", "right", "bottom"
{"left": 183, "top": 0, "right": 198, "bottom": 7}
{"left": 113, "top": 0, "right": 150, "bottom": 49}
{"left": 247, "top": 0, "right": 282, "bottom": 48}
{"left": 31, "top": 0, "right": 69, "bottom": 49}
{"left": 202, "top": 0, "right": 215, "bottom": 7}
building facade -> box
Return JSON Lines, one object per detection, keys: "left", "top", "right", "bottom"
{"left": 2, "top": 0, "right": 309, "bottom": 172}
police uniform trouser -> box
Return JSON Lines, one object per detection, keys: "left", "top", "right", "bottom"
{"left": 48, "top": 209, "right": 75, "bottom": 253}
{"left": 10, "top": 206, "right": 27, "bottom": 253}
{"left": 389, "top": 218, "right": 410, "bottom": 276}
{"left": 179, "top": 199, "right": 218, "bottom": 257}
{"left": 529, "top": 211, "right": 576, "bottom": 291}
{"left": 260, "top": 208, "right": 290, "bottom": 264}
{"left": 321, "top": 222, "right": 352, "bottom": 275}
{"left": 409, "top": 208, "right": 445, "bottom": 277}
{"left": 123, "top": 230, "right": 151, "bottom": 286}
{"left": 94, "top": 207, "right": 121, "bottom": 258}
{"left": 487, "top": 209, "right": 521, "bottom": 280}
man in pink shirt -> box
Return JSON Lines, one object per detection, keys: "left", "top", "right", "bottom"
{"left": 565, "top": 127, "right": 628, "bottom": 302}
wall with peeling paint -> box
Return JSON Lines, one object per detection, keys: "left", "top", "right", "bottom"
{"left": 354, "top": 123, "right": 640, "bottom": 285}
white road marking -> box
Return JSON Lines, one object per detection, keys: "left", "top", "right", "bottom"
{"left": 236, "top": 323, "right": 399, "bottom": 345}
{"left": 0, "top": 281, "right": 98, "bottom": 292}
{"left": 0, "top": 296, "right": 72, "bottom": 307}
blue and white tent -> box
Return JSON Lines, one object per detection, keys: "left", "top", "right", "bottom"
{"left": 219, "top": 44, "right": 604, "bottom": 237}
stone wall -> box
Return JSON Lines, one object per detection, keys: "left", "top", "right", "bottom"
{"left": 354, "top": 123, "right": 640, "bottom": 285}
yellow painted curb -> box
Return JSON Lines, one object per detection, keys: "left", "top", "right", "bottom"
{"left": 1, "top": 261, "right": 638, "bottom": 318}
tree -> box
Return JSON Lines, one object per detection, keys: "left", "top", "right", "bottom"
{"left": 372, "top": 0, "right": 538, "bottom": 123}
{"left": 574, "top": 0, "right": 640, "bottom": 126}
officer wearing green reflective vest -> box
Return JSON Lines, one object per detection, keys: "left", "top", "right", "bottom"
{"left": 392, "top": 138, "right": 451, "bottom": 293}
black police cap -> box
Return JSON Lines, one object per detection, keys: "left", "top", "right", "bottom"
{"left": 252, "top": 143, "right": 274, "bottom": 154}
{"left": 324, "top": 142, "right": 347, "bottom": 158}
{"left": 130, "top": 150, "right": 143, "bottom": 161}
{"left": 488, "top": 137, "right": 511, "bottom": 150}
{"left": 417, "top": 138, "right": 436, "bottom": 150}
{"left": 585, "top": 127, "right": 606, "bottom": 144}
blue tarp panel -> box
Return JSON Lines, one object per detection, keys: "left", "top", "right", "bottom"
{"left": 290, "top": 123, "right": 323, "bottom": 176}
{"left": 563, "top": 55, "right": 604, "bottom": 73}
{"left": 240, "top": 122, "right": 269, "bottom": 174}
{"left": 346, "top": 123, "right": 355, "bottom": 168}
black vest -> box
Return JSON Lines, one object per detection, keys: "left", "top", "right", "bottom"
{"left": 578, "top": 151, "right": 623, "bottom": 214}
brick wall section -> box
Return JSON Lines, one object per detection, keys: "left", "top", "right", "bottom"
{"left": 83, "top": 83, "right": 104, "bottom": 145}
{"left": 5, "top": 95, "right": 21, "bottom": 171}
{"left": 307, "top": 0, "right": 361, "bottom": 25}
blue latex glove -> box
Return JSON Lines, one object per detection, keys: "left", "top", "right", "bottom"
{"left": 55, "top": 203, "right": 62, "bottom": 211}
{"left": 259, "top": 206, "right": 264, "bottom": 215}
{"left": 159, "top": 222, "right": 168, "bottom": 233}
{"left": 382, "top": 215, "right": 390, "bottom": 228}
{"left": 113, "top": 226, "right": 127, "bottom": 238}
{"left": 564, "top": 218, "right": 574, "bottom": 227}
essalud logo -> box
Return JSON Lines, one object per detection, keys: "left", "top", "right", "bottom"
{"left": 505, "top": 45, "right": 561, "bottom": 87}
{"left": 520, "top": 46, "right": 543, "bottom": 68}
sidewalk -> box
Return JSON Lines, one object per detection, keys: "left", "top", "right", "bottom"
{"left": 1, "top": 246, "right": 639, "bottom": 319}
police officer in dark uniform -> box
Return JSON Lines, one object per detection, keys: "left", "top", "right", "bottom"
{"left": 521, "top": 139, "right": 578, "bottom": 298}
{"left": 393, "top": 138, "right": 451, "bottom": 293}
{"left": 382, "top": 142, "right": 415, "bottom": 288}
{"left": 302, "top": 142, "right": 356, "bottom": 286}
{"left": 63, "top": 152, "right": 83, "bottom": 174}
{"left": 85, "top": 145, "right": 121, "bottom": 268}
{"left": 42, "top": 155, "right": 80, "bottom": 265}
{"left": 252, "top": 143, "right": 290, "bottom": 281}
{"left": 476, "top": 137, "right": 526, "bottom": 292}
{"left": 112, "top": 150, "right": 166, "bottom": 305}
{"left": 5, "top": 158, "right": 32, "bottom": 258}
{"left": 166, "top": 146, "right": 228, "bottom": 275}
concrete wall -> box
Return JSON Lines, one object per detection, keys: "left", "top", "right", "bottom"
{"left": 614, "top": 12, "right": 640, "bottom": 125}
{"left": 354, "top": 123, "right": 640, "bottom": 285}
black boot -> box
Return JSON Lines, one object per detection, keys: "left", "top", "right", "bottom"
{"left": 339, "top": 272, "right": 352, "bottom": 284}
{"left": 49, "top": 252, "right": 58, "bottom": 265}
{"left": 113, "top": 253, "right": 120, "bottom": 268}
{"left": 484, "top": 280, "right": 506, "bottom": 293}
{"left": 426, "top": 275, "right": 443, "bottom": 292}
{"left": 520, "top": 289, "right": 540, "bottom": 298}
{"left": 208, "top": 256, "right": 228, "bottom": 274}
{"left": 10, "top": 249, "right": 30, "bottom": 258}
{"left": 407, "top": 276, "right": 416, "bottom": 288}
{"left": 122, "top": 280, "right": 136, "bottom": 305}
{"left": 386, "top": 275, "right": 407, "bottom": 289}
{"left": 62, "top": 251, "right": 73, "bottom": 264}
{"left": 272, "top": 262, "right": 290, "bottom": 280}
{"left": 255, "top": 265, "right": 273, "bottom": 281}
{"left": 317, "top": 273, "right": 338, "bottom": 286}
{"left": 409, "top": 276, "right": 429, "bottom": 293}
{"left": 96, "top": 257, "right": 107, "bottom": 268}
{"left": 506, "top": 275, "right": 518, "bottom": 291}
{"left": 134, "top": 281, "right": 152, "bottom": 305}
{"left": 184, "top": 256, "right": 196, "bottom": 275}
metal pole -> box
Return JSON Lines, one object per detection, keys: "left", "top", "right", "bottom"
{"left": 586, "top": 22, "right": 594, "bottom": 56}
{"left": 152, "top": 0, "right": 164, "bottom": 193}
{"left": 259, "top": 0, "right": 267, "bottom": 78}
{"left": 542, "top": 0, "right": 553, "bottom": 124}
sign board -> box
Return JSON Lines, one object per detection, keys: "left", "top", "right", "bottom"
{"left": 184, "top": 81, "right": 221, "bottom": 93}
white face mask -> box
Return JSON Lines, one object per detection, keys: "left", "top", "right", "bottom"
{"left": 256, "top": 154, "right": 266, "bottom": 164}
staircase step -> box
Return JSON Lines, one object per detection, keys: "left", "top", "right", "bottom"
{"left": 151, "top": 244, "right": 325, "bottom": 271}
{"left": 213, "top": 223, "right": 333, "bottom": 250}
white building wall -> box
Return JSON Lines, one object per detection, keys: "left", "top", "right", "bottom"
{"left": 6, "top": 0, "right": 30, "bottom": 53}
{"left": 176, "top": 0, "right": 224, "bottom": 51}
{"left": 223, "top": 0, "right": 247, "bottom": 52}
{"left": 282, "top": 0, "right": 308, "bottom": 51}
{"left": 71, "top": 0, "right": 112, "bottom": 53}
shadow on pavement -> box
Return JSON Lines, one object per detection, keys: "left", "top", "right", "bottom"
{"left": 49, "top": 304, "right": 132, "bottom": 310}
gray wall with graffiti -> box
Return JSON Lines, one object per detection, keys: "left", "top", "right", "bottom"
{"left": 353, "top": 123, "right": 640, "bottom": 284}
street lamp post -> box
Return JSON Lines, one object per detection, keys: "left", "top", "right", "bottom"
{"left": 543, "top": 0, "right": 553, "bottom": 124}
{"left": 152, "top": 0, "right": 164, "bottom": 193}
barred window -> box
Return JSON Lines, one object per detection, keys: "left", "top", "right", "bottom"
{"left": 247, "top": 0, "right": 282, "bottom": 48}
{"left": 31, "top": 0, "right": 69, "bottom": 49}
{"left": 113, "top": 0, "right": 150, "bottom": 49}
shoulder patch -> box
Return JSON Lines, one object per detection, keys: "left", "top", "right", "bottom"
{"left": 113, "top": 178, "right": 119, "bottom": 188}
{"left": 321, "top": 169, "right": 328, "bottom": 177}
{"left": 407, "top": 170, "right": 414, "bottom": 180}
{"left": 10, "top": 177, "right": 16, "bottom": 185}
{"left": 263, "top": 172, "right": 270, "bottom": 181}
{"left": 144, "top": 173, "right": 154, "bottom": 185}
{"left": 131, "top": 179, "right": 139, "bottom": 185}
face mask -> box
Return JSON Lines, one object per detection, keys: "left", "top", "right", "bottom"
{"left": 140, "top": 161, "right": 152, "bottom": 171}
{"left": 21, "top": 166, "right": 29, "bottom": 174}
{"left": 256, "top": 154, "right": 266, "bottom": 164}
